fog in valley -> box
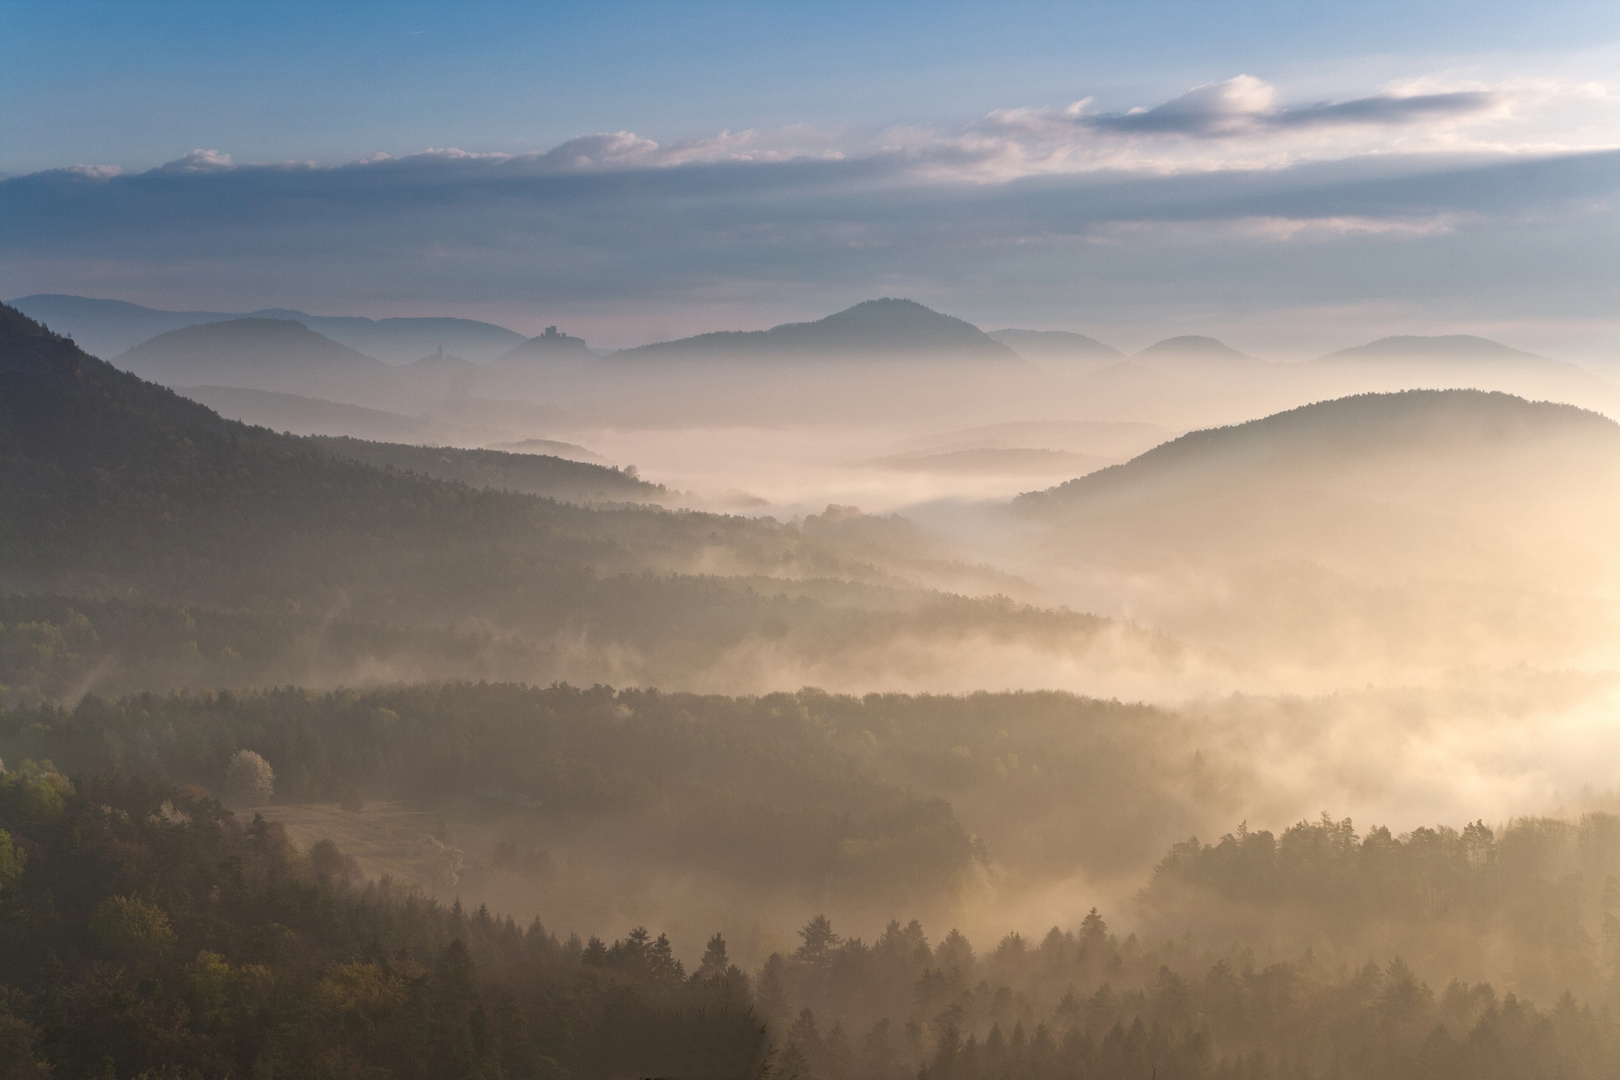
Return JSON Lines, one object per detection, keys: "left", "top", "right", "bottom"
{"left": 8, "top": 292, "right": 1620, "bottom": 968}
{"left": 5, "top": 10, "right": 1620, "bottom": 1073}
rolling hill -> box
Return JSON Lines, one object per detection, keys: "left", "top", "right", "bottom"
{"left": 988, "top": 329, "right": 1124, "bottom": 368}
{"left": 1021, "top": 389, "right": 1620, "bottom": 518}
{"left": 496, "top": 325, "right": 596, "bottom": 366}
{"left": 0, "top": 303, "right": 1135, "bottom": 693}
{"left": 306, "top": 435, "right": 667, "bottom": 503}
{"left": 6, "top": 293, "right": 527, "bottom": 363}
{"left": 1128, "top": 335, "right": 1267, "bottom": 379}
{"left": 607, "top": 298, "right": 1023, "bottom": 363}
{"left": 1013, "top": 389, "right": 1620, "bottom": 669}
{"left": 179, "top": 384, "right": 447, "bottom": 442}
{"left": 117, "top": 317, "right": 387, "bottom": 387}
{"left": 1317, "top": 334, "right": 1547, "bottom": 363}
{"left": 1294, "top": 335, "right": 1620, "bottom": 422}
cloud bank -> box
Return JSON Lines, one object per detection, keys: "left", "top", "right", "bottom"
{"left": 2, "top": 74, "right": 1616, "bottom": 349}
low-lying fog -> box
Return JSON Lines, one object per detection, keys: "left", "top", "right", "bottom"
{"left": 20, "top": 295, "right": 1620, "bottom": 990}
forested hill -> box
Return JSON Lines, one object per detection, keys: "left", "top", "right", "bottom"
{"left": 304, "top": 435, "right": 667, "bottom": 504}
{"left": 1018, "top": 389, "right": 1620, "bottom": 512}
{"left": 117, "top": 316, "right": 388, "bottom": 384}
{"left": 607, "top": 298, "right": 1023, "bottom": 363}
{"left": 0, "top": 304, "right": 1126, "bottom": 689}
{"left": 0, "top": 302, "right": 589, "bottom": 604}
{"left": 0, "top": 769, "right": 768, "bottom": 1078}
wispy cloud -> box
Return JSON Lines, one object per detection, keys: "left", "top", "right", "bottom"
{"left": 1058, "top": 75, "right": 1498, "bottom": 137}
{"left": 3, "top": 73, "right": 1616, "bottom": 341}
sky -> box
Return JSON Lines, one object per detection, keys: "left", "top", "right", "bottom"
{"left": 3, "top": 0, "right": 1618, "bottom": 356}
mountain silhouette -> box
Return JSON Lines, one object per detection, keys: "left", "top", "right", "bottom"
{"left": 497, "top": 326, "right": 595, "bottom": 366}
{"left": 117, "top": 317, "right": 386, "bottom": 387}
{"left": 1133, "top": 336, "right": 1253, "bottom": 361}
{"left": 6, "top": 293, "right": 525, "bottom": 363}
{"left": 989, "top": 329, "right": 1124, "bottom": 365}
{"left": 608, "top": 298, "right": 1021, "bottom": 362}
{"left": 1317, "top": 334, "right": 1546, "bottom": 363}
{"left": 1021, "top": 389, "right": 1620, "bottom": 514}
{"left": 1011, "top": 389, "right": 1620, "bottom": 667}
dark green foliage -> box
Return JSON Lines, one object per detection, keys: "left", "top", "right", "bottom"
{"left": 0, "top": 594, "right": 550, "bottom": 705}
{"left": 0, "top": 771, "right": 767, "bottom": 1079}
{"left": 757, "top": 905, "right": 1620, "bottom": 1080}
{"left": 303, "top": 436, "right": 667, "bottom": 504}
{"left": 0, "top": 684, "right": 985, "bottom": 898}
{"left": 1142, "top": 813, "right": 1620, "bottom": 1000}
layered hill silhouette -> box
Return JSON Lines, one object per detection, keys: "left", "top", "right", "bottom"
{"left": 1297, "top": 335, "right": 1620, "bottom": 421}
{"left": 607, "top": 298, "right": 1022, "bottom": 363}
{"left": 306, "top": 436, "right": 665, "bottom": 503}
{"left": 0, "top": 304, "right": 1129, "bottom": 690}
{"left": 1125, "top": 335, "right": 1267, "bottom": 379}
{"left": 7, "top": 293, "right": 526, "bottom": 363}
{"left": 1317, "top": 334, "right": 1547, "bottom": 364}
{"left": 497, "top": 325, "right": 595, "bottom": 366}
{"left": 0, "top": 304, "right": 619, "bottom": 613}
{"left": 118, "top": 317, "right": 386, "bottom": 387}
{"left": 989, "top": 329, "right": 1124, "bottom": 367}
{"left": 1013, "top": 389, "right": 1620, "bottom": 667}
{"left": 181, "top": 384, "right": 447, "bottom": 443}
{"left": 1021, "top": 389, "right": 1620, "bottom": 523}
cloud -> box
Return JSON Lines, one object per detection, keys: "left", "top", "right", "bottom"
{"left": 153, "top": 148, "right": 235, "bottom": 174}
{"left": 1059, "top": 75, "right": 1499, "bottom": 137}
{"left": 1, "top": 73, "right": 1615, "bottom": 338}
{"left": 1272, "top": 91, "right": 1498, "bottom": 130}
{"left": 63, "top": 164, "right": 123, "bottom": 181}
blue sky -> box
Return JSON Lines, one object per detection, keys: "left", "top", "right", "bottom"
{"left": 3, "top": 0, "right": 1618, "bottom": 355}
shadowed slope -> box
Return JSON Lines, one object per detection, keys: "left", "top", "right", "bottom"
{"left": 1012, "top": 390, "right": 1620, "bottom": 669}
{"left": 118, "top": 317, "right": 386, "bottom": 384}
{"left": 0, "top": 304, "right": 1139, "bottom": 693}
{"left": 1021, "top": 389, "right": 1620, "bottom": 512}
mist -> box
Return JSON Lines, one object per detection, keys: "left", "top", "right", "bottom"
{"left": 5, "top": 11, "right": 1620, "bottom": 1072}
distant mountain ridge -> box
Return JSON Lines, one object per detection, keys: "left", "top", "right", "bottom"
{"left": 1133, "top": 336, "right": 1254, "bottom": 360}
{"left": 117, "top": 317, "right": 385, "bottom": 384}
{"left": 989, "top": 329, "right": 1124, "bottom": 366}
{"left": 607, "top": 298, "right": 1022, "bottom": 363}
{"left": 7, "top": 293, "right": 526, "bottom": 363}
{"left": 1317, "top": 334, "right": 1547, "bottom": 363}
{"left": 1128, "top": 335, "right": 1265, "bottom": 375}
{"left": 497, "top": 326, "right": 595, "bottom": 366}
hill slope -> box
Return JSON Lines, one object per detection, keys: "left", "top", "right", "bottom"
{"left": 608, "top": 298, "right": 1022, "bottom": 363}
{"left": 988, "top": 329, "right": 1124, "bottom": 367}
{"left": 1126, "top": 335, "right": 1267, "bottom": 380}
{"left": 0, "top": 304, "right": 1134, "bottom": 693}
{"left": 118, "top": 317, "right": 387, "bottom": 386}
{"left": 1317, "top": 334, "right": 1546, "bottom": 363}
{"left": 7, "top": 293, "right": 526, "bottom": 363}
{"left": 306, "top": 435, "right": 666, "bottom": 503}
{"left": 496, "top": 326, "right": 596, "bottom": 366}
{"left": 1021, "top": 389, "right": 1620, "bottom": 513}
{"left": 1013, "top": 390, "right": 1620, "bottom": 669}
